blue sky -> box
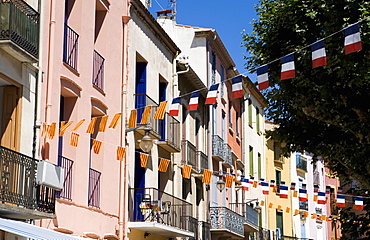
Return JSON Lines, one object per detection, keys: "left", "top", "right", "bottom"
{"left": 148, "top": 0, "right": 259, "bottom": 79}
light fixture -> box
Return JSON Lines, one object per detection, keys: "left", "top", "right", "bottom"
{"left": 144, "top": 232, "right": 151, "bottom": 238}
{"left": 139, "top": 126, "right": 154, "bottom": 153}
{"left": 254, "top": 202, "right": 262, "bottom": 214}
{"left": 216, "top": 174, "right": 226, "bottom": 192}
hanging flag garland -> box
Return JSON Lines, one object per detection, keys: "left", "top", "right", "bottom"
{"left": 311, "top": 40, "right": 327, "bottom": 68}
{"left": 280, "top": 53, "right": 295, "bottom": 80}
{"left": 257, "top": 65, "right": 269, "bottom": 91}
{"left": 205, "top": 83, "right": 219, "bottom": 105}
{"left": 344, "top": 23, "right": 362, "bottom": 54}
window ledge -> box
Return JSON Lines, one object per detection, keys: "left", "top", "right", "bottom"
{"left": 63, "top": 62, "right": 80, "bottom": 77}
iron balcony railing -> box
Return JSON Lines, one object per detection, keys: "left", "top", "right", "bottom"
{"left": 158, "top": 113, "right": 180, "bottom": 150}
{"left": 224, "top": 143, "right": 233, "bottom": 166}
{"left": 210, "top": 207, "right": 245, "bottom": 236}
{"left": 0, "top": 146, "right": 55, "bottom": 213}
{"left": 0, "top": 0, "right": 39, "bottom": 58}
{"left": 197, "top": 150, "right": 208, "bottom": 172}
{"left": 296, "top": 155, "right": 307, "bottom": 172}
{"left": 182, "top": 215, "right": 198, "bottom": 240}
{"left": 212, "top": 135, "right": 225, "bottom": 161}
{"left": 229, "top": 203, "right": 259, "bottom": 230}
{"left": 134, "top": 94, "right": 159, "bottom": 136}
{"left": 129, "top": 187, "right": 193, "bottom": 231}
{"left": 199, "top": 221, "right": 211, "bottom": 240}
{"left": 88, "top": 168, "right": 101, "bottom": 208}
{"left": 57, "top": 155, "right": 73, "bottom": 200}
{"left": 92, "top": 50, "right": 105, "bottom": 91}
{"left": 181, "top": 140, "right": 196, "bottom": 169}
{"left": 63, "top": 24, "right": 79, "bottom": 71}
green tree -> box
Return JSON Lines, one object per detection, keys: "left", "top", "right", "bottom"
{"left": 242, "top": 0, "right": 370, "bottom": 238}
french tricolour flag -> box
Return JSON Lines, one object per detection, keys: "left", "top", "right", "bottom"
{"left": 311, "top": 40, "right": 327, "bottom": 68}
{"left": 168, "top": 97, "right": 181, "bottom": 116}
{"left": 257, "top": 65, "right": 269, "bottom": 91}
{"left": 261, "top": 182, "right": 269, "bottom": 195}
{"left": 280, "top": 53, "right": 295, "bottom": 80}
{"left": 279, "top": 185, "right": 288, "bottom": 199}
{"left": 231, "top": 75, "right": 243, "bottom": 99}
{"left": 299, "top": 189, "right": 307, "bottom": 202}
{"left": 317, "top": 192, "right": 326, "bottom": 204}
{"left": 344, "top": 23, "right": 362, "bottom": 54}
{"left": 241, "top": 178, "right": 249, "bottom": 191}
{"left": 354, "top": 196, "right": 364, "bottom": 210}
{"left": 188, "top": 90, "right": 200, "bottom": 111}
{"left": 336, "top": 194, "right": 346, "bottom": 207}
{"left": 205, "top": 83, "right": 219, "bottom": 105}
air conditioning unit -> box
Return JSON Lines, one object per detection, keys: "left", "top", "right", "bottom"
{"left": 36, "top": 160, "right": 64, "bottom": 190}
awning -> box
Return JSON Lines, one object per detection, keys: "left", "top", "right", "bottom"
{"left": 0, "top": 217, "right": 83, "bottom": 240}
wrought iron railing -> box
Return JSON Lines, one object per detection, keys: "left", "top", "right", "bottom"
{"left": 181, "top": 140, "right": 196, "bottom": 169}
{"left": 129, "top": 187, "right": 193, "bottom": 232}
{"left": 199, "top": 221, "right": 210, "bottom": 240}
{"left": 92, "top": 50, "right": 104, "bottom": 91}
{"left": 212, "top": 135, "right": 224, "bottom": 160}
{"left": 250, "top": 228, "right": 271, "bottom": 240}
{"left": 224, "top": 143, "right": 233, "bottom": 166}
{"left": 158, "top": 113, "right": 180, "bottom": 150}
{"left": 0, "top": 0, "right": 39, "bottom": 58}
{"left": 296, "top": 155, "right": 307, "bottom": 172}
{"left": 182, "top": 215, "right": 198, "bottom": 239}
{"left": 210, "top": 207, "right": 245, "bottom": 236}
{"left": 134, "top": 94, "right": 159, "bottom": 135}
{"left": 0, "top": 146, "right": 55, "bottom": 213}
{"left": 229, "top": 203, "right": 259, "bottom": 230}
{"left": 63, "top": 24, "right": 79, "bottom": 70}
{"left": 88, "top": 168, "right": 101, "bottom": 208}
{"left": 57, "top": 155, "right": 73, "bottom": 200}
{"left": 197, "top": 150, "right": 208, "bottom": 172}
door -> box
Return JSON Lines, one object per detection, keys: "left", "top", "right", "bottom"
{"left": 1, "top": 86, "right": 20, "bottom": 151}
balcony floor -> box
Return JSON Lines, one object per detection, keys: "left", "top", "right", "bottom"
{"left": 128, "top": 221, "right": 194, "bottom": 238}
{"left": 0, "top": 203, "right": 55, "bottom": 220}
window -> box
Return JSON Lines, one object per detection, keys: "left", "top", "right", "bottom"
{"left": 221, "top": 111, "right": 226, "bottom": 140}
{"left": 248, "top": 99, "right": 253, "bottom": 127}
{"left": 211, "top": 51, "right": 216, "bottom": 84}
{"left": 92, "top": 50, "right": 105, "bottom": 91}
{"left": 212, "top": 105, "right": 217, "bottom": 135}
{"left": 228, "top": 103, "right": 232, "bottom": 128}
{"left": 220, "top": 65, "right": 225, "bottom": 98}
{"left": 276, "top": 170, "right": 281, "bottom": 193}
{"left": 249, "top": 146, "right": 254, "bottom": 175}
{"left": 258, "top": 153, "right": 261, "bottom": 179}
{"left": 276, "top": 210, "right": 284, "bottom": 237}
{"left": 256, "top": 108, "right": 260, "bottom": 133}
{"left": 274, "top": 142, "right": 282, "bottom": 161}
{"left": 63, "top": 0, "right": 78, "bottom": 70}
{"left": 88, "top": 168, "right": 101, "bottom": 208}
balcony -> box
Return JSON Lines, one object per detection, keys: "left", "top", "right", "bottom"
{"left": 63, "top": 24, "right": 79, "bottom": 71}
{"left": 212, "top": 135, "right": 225, "bottom": 161}
{"left": 250, "top": 228, "right": 272, "bottom": 240}
{"left": 181, "top": 140, "right": 196, "bottom": 170}
{"left": 0, "top": 0, "right": 39, "bottom": 62}
{"left": 0, "top": 146, "right": 55, "bottom": 219}
{"left": 157, "top": 113, "right": 181, "bottom": 152}
{"left": 128, "top": 187, "right": 194, "bottom": 238}
{"left": 210, "top": 207, "right": 245, "bottom": 239}
{"left": 197, "top": 150, "right": 208, "bottom": 172}
{"left": 199, "top": 221, "right": 211, "bottom": 240}
{"left": 134, "top": 94, "right": 160, "bottom": 139}
{"left": 296, "top": 154, "right": 307, "bottom": 172}
{"left": 230, "top": 203, "right": 259, "bottom": 233}
{"left": 222, "top": 143, "right": 233, "bottom": 168}
{"left": 92, "top": 50, "right": 104, "bottom": 91}
{"left": 57, "top": 156, "right": 73, "bottom": 200}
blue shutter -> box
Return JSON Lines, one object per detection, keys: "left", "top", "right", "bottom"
{"left": 135, "top": 62, "right": 147, "bottom": 122}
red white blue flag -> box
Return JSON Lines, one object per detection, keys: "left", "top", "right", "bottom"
{"left": 241, "top": 178, "right": 249, "bottom": 191}
{"left": 261, "top": 182, "right": 269, "bottom": 195}
{"left": 280, "top": 53, "right": 295, "bottom": 80}
{"left": 344, "top": 23, "right": 362, "bottom": 54}
{"left": 205, "top": 83, "right": 219, "bottom": 105}
{"left": 280, "top": 185, "right": 288, "bottom": 199}
{"left": 169, "top": 97, "right": 181, "bottom": 116}
{"left": 354, "top": 196, "right": 364, "bottom": 209}
{"left": 257, "top": 65, "right": 269, "bottom": 90}
{"left": 231, "top": 75, "right": 243, "bottom": 99}
{"left": 317, "top": 192, "right": 326, "bottom": 204}
{"left": 311, "top": 40, "right": 327, "bottom": 68}
{"left": 188, "top": 90, "right": 200, "bottom": 111}
{"left": 299, "top": 189, "right": 307, "bottom": 202}
{"left": 336, "top": 194, "right": 346, "bottom": 207}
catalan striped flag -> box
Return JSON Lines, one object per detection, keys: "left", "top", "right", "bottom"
{"left": 109, "top": 113, "right": 121, "bottom": 129}
{"left": 86, "top": 118, "right": 97, "bottom": 134}
{"left": 303, "top": 211, "right": 309, "bottom": 218}
{"left": 48, "top": 122, "right": 57, "bottom": 139}
{"left": 182, "top": 164, "right": 192, "bottom": 179}
{"left": 354, "top": 196, "right": 364, "bottom": 209}
{"left": 293, "top": 190, "right": 298, "bottom": 198}
{"left": 260, "top": 200, "right": 265, "bottom": 206}
{"left": 92, "top": 139, "right": 103, "bottom": 154}
{"left": 41, "top": 123, "right": 48, "bottom": 137}
{"left": 116, "top": 146, "right": 126, "bottom": 161}
{"left": 286, "top": 207, "right": 290, "bottom": 213}
{"left": 99, "top": 116, "right": 109, "bottom": 132}
{"left": 277, "top": 205, "right": 282, "bottom": 211}
{"left": 153, "top": 101, "right": 168, "bottom": 119}
{"left": 344, "top": 23, "right": 362, "bottom": 54}
{"left": 158, "top": 158, "right": 170, "bottom": 172}
{"left": 202, "top": 169, "right": 212, "bottom": 184}
{"left": 72, "top": 119, "right": 85, "bottom": 131}
{"left": 128, "top": 109, "right": 137, "bottom": 129}
{"left": 294, "top": 209, "right": 299, "bottom": 215}
{"left": 269, "top": 203, "right": 274, "bottom": 209}
{"left": 140, "top": 152, "right": 149, "bottom": 168}
{"left": 320, "top": 215, "right": 326, "bottom": 221}
{"left": 311, "top": 213, "right": 317, "bottom": 219}
{"left": 225, "top": 174, "right": 234, "bottom": 188}
{"left": 59, "top": 121, "right": 74, "bottom": 136}
{"left": 140, "top": 106, "right": 152, "bottom": 124}
{"left": 69, "top": 132, "right": 80, "bottom": 147}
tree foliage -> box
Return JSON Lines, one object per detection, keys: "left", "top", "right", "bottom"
{"left": 242, "top": 0, "right": 370, "bottom": 238}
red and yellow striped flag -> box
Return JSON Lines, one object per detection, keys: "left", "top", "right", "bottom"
{"left": 260, "top": 200, "right": 265, "bottom": 206}
{"left": 202, "top": 169, "right": 212, "bottom": 184}
{"left": 128, "top": 110, "right": 137, "bottom": 129}
{"left": 272, "top": 186, "right": 278, "bottom": 193}
{"left": 116, "top": 146, "right": 126, "bottom": 161}
{"left": 311, "top": 213, "right": 317, "bottom": 219}
{"left": 225, "top": 174, "right": 234, "bottom": 188}
{"left": 277, "top": 205, "right": 282, "bottom": 211}
{"left": 69, "top": 132, "right": 80, "bottom": 147}
{"left": 253, "top": 181, "right": 258, "bottom": 188}
{"left": 268, "top": 203, "right": 274, "bottom": 209}
{"left": 158, "top": 158, "right": 170, "bottom": 172}
{"left": 313, "top": 194, "right": 318, "bottom": 202}
{"left": 59, "top": 121, "right": 74, "bottom": 136}
{"left": 153, "top": 101, "right": 168, "bottom": 119}
{"left": 48, "top": 122, "right": 57, "bottom": 139}
{"left": 320, "top": 215, "right": 326, "bottom": 221}
{"left": 99, "top": 116, "right": 109, "bottom": 132}
{"left": 286, "top": 207, "right": 290, "bottom": 213}
{"left": 109, "top": 113, "right": 121, "bottom": 129}
{"left": 41, "top": 123, "right": 47, "bottom": 137}
{"left": 86, "top": 118, "right": 97, "bottom": 134}
{"left": 72, "top": 119, "right": 85, "bottom": 131}
{"left": 303, "top": 211, "right": 309, "bottom": 218}
{"left": 294, "top": 209, "right": 299, "bottom": 215}
{"left": 140, "top": 106, "right": 152, "bottom": 125}
{"left": 140, "top": 152, "right": 149, "bottom": 168}
{"left": 293, "top": 190, "right": 298, "bottom": 198}
{"left": 182, "top": 164, "right": 192, "bottom": 179}
{"left": 92, "top": 139, "right": 103, "bottom": 154}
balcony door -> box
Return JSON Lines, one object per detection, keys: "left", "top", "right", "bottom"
{"left": 1, "top": 86, "right": 20, "bottom": 151}
{"left": 135, "top": 62, "right": 147, "bottom": 121}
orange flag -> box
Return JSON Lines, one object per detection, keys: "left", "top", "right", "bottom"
{"left": 48, "top": 122, "right": 57, "bottom": 139}
{"left": 99, "top": 116, "right": 109, "bottom": 132}
{"left": 158, "top": 158, "right": 170, "bottom": 172}
{"left": 140, "top": 106, "right": 152, "bottom": 125}
{"left": 293, "top": 190, "right": 298, "bottom": 198}
{"left": 225, "top": 174, "right": 234, "bottom": 188}
{"left": 268, "top": 203, "right": 273, "bottom": 208}
{"left": 272, "top": 186, "right": 278, "bottom": 193}
{"left": 59, "top": 121, "right": 74, "bottom": 136}
{"left": 92, "top": 139, "right": 103, "bottom": 154}
{"left": 116, "top": 146, "right": 126, "bottom": 161}
{"left": 182, "top": 164, "right": 192, "bottom": 179}
{"left": 294, "top": 209, "right": 299, "bottom": 215}
{"left": 313, "top": 194, "right": 318, "bottom": 202}
{"left": 260, "top": 200, "right": 265, "bottom": 207}
{"left": 72, "top": 119, "right": 85, "bottom": 131}
{"left": 128, "top": 110, "right": 137, "bottom": 129}
{"left": 86, "top": 118, "right": 97, "bottom": 134}
{"left": 109, "top": 113, "right": 121, "bottom": 129}
{"left": 311, "top": 213, "right": 317, "bottom": 219}
{"left": 321, "top": 215, "right": 326, "bottom": 221}
{"left": 202, "top": 169, "right": 212, "bottom": 184}
{"left": 140, "top": 152, "right": 149, "bottom": 168}
{"left": 303, "top": 211, "right": 309, "bottom": 218}
{"left": 153, "top": 101, "right": 168, "bottom": 119}
{"left": 41, "top": 123, "right": 47, "bottom": 137}
{"left": 286, "top": 207, "right": 290, "bottom": 213}
{"left": 253, "top": 181, "right": 258, "bottom": 188}
{"left": 277, "top": 205, "right": 282, "bottom": 211}
{"left": 69, "top": 132, "right": 80, "bottom": 147}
